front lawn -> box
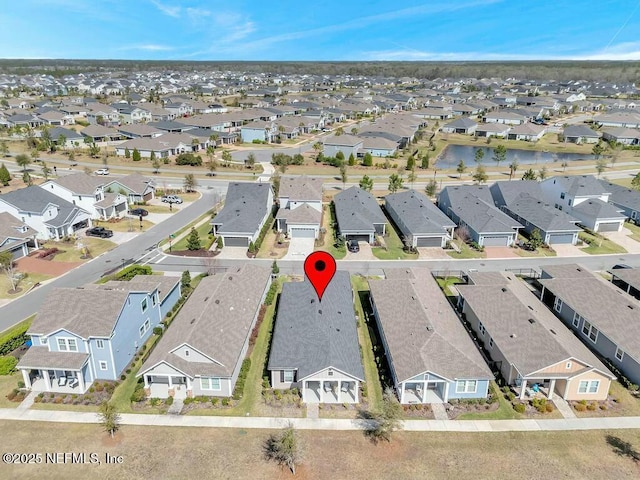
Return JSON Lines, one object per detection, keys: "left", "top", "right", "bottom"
{"left": 372, "top": 223, "right": 418, "bottom": 260}
{"left": 170, "top": 219, "right": 213, "bottom": 251}
{"left": 446, "top": 239, "right": 486, "bottom": 259}
{"left": 99, "top": 218, "right": 155, "bottom": 232}
{"left": 315, "top": 204, "right": 346, "bottom": 259}
{"left": 623, "top": 221, "right": 640, "bottom": 242}
{"left": 457, "top": 381, "right": 523, "bottom": 420}
{"left": 579, "top": 231, "right": 627, "bottom": 255}
{"left": 44, "top": 237, "right": 116, "bottom": 262}
{"left": 0, "top": 372, "right": 22, "bottom": 408}
{"left": 0, "top": 273, "right": 52, "bottom": 300}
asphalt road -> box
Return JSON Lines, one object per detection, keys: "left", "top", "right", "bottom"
{"left": 0, "top": 189, "right": 221, "bottom": 332}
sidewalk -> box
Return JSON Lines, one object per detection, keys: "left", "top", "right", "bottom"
{"left": 1, "top": 407, "right": 639, "bottom": 432}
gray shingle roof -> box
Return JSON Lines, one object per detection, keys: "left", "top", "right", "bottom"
{"left": 140, "top": 265, "right": 271, "bottom": 379}
{"left": 457, "top": 273, "right": 612, "bottom": 377}
{"left": 275, "top": 203, "right": 321, "bottom": 224}
{"left": 48, "top": 172, "right": 105, "bottom": 195}
{"left": 572, "top": 198, "right": 625, "bottom": 219}
{"left": 0, "top": 212, "right": 37, "bottom": 245}
{"left": 369, "top": 268, "right": 491, "bottom": 382}
{"left": 109, "top": 173, "right": 154, "bottom": 195}
{"left": 278, "top": 176, "right": 322, "bottom": 202}
{"left": 539, "top": 264, "right": 640, "bottom": 359}
{"left": 504, "top": 194, "right": 582, "bottom": 232}
{"left": 89, "top": 275, "right": 179, "bottom": 303}
{"left": 385, "top": 189, "right": 455, "bottom": 236}
{"left": 444, "top": 117, "right": 478, "bottom": 129}
{"left": 563, "top": 125, "right": 600, "bottom": 138}
{"left": 609, "top": 268, "right": 640, "bottom": 293}
{"left": 334, "top": 186, "right": 386, "bottom": 234}
{"left": 600, "top": 180, "right": 640, "bottom": 212}
{"left": 212, "top": 182, "right": 272, "bottom": 235}
{"left": 17, "top": 346, "right": 90, "bottom": 370}
{"left": 548, "top": 175, "right": 609, "bottom": 197}
{"left": 268, "top": 271, "right": 364, "bottom": 380}
{"left": 490, "top": 180, "right": 544, "bottom": 206}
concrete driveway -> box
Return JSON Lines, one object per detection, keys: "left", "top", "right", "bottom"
{"left": 344, "top": 242, "right": 376, "bottom": 261}
{"left": 215, "top": 246, "right": 249, "bottom": 259}
{"left": 418, "top": 247, "right": 451, "bottom": 259}
{"left": 484, "top": 246, "right": 519, "bottom": 259}
{"left": 552, "top": 244, "right": 588, "bottom": 257}
{"left": 603, "top": 227, "right": 640, "bottom": 254}
{"left": 283, "top": 238, "right": 315, "bottom": 260}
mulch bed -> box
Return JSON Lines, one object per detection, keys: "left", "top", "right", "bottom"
{"left": 33, "top": 380, "right": 117, "bottom": 406}
{"left": 169, "top": 249, "right": 218, "bottom": 257}
{"left": 446, "top": 400, "right": 500, "bottom": 419}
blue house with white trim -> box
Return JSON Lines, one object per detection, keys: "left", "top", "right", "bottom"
{"left": 17, "top": 276, "right": 180, "bottom": 394}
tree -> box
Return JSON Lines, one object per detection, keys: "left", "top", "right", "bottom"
{"left": 406, "top": 155, "right": 415, "bottom": 171}
{"left": 221, "top": 150, "right": 232, "bottom": 166}
{"left": 41, "top": 161, "right": 51, "bottom": 180}
{"left": 264, "top": 424, "right": 304, "bottom": 475}
{"left": 0, "top": 141, "right": 8, "bottom": 157}
{"left": 421, "top": 153, "right": 430, "bottom": 169}
{"left": 15, "top": 153, "right": 30, "bottom": 172}
{"left": 472, "top": 164, "right": 488, "bottom": 184}
{"left": 365, "top": 387, "right": 403, "bottom": 444}
{"left": 492, "top": 144, "right": 507, "bottom": 166}
{"left": 508, "top": 158, "right": 519, "bottom": 180}
{"left": 335, "top": 126, "right": 344, "bottom": 136}
{"left": 595, "top": 158, "right": 607, "bottom": 177}
{"left": 527, "top": 228, "right": 543, "bottom": 250}
{"left": 592, "top": 143, "right": 604, "bottom": 160}
{"left": 30, "top": 149, "right": 40, "bottom": 163}
{"left": 207, "top": 159, "right": 218, "bottom": 176}
{"left": 183, "top": 173, "right": 197, "bottom": 192}
{"left": 0, "top": 251, "right": 20, "bottom": 292}
{"left": 271, "top": 260, "right": 279, "bottom": 275}
{"left": 388, "top": 173, "right": 403, "bottom": 193}
{"left": 89, "top": 142, "right": 100, "bottom": 158}
{"left": 538, "top": 166, "right": 548, "bottom": 180}
{"left": 186, "top": 227, "right": 201, "bottom": 251}
{"left": 246, "top": 153, "right": 256, "bottom": 169}
{"left": 339, "top": 163, "right": 348, "bottom": 188}
{"left": 0, "top": 163, "right": 11, "bottom": 186}
{"left": 521, "top": 168, "right": 537, "bottom": 180}
{"left": 425, "top": 179, "right": 438, "bottom": 197}
{"left": 631, "top": 172, "right": 640, "bottom": 191}
{"left": 608, "top": 142, "right": 624, "bottom": 166}
{"left": 350, "top": 127, "right": 358, "bottom": 135}
{"left": 150, "top": 150, "right": 156, "bottom": 164}
{"left": 335, "top": 151, "right": 345, "bottom": 163}
{"left": 272, "top": 172, "right": 281, "bottom": 198}
{"left": 98, "top": 401, "right": 121, "bottom": 439}
{"left": 456, "top": 160, "right": 466, "bottom": 178}
{"left": 181, "top": 270, "right": 191, "bottom": 290}
{"left": 57, "top": 134, "right": 67, "bottom": 151}
{"left": 359, "top": 174, "right": 373, "bottom": 192}
{"left": 124, "top": 147, "right": 131, "bottom": 159}
{"left": 561, "top": 160, "right": 569, "bottom": 172}
{"left": 23, "top": 171, "right": 32, "bottom": 186}
{"left": 362, "top": 152, "right": 373, "bottom": 167}
{"left": 474, "top": 148, "right": 485, "bottom": 164}
{"left": 407, "top": 168, "right": 417, "bottom": 188}
{"left": 348, "top": 153, "right": 356, "bottom": 166}
{"left": 132, "top": 148, "right": 141, "bottom": 162}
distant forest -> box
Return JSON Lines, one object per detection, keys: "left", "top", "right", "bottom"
{"left": 0, "top": 59, "right": 639, "bottom": 82}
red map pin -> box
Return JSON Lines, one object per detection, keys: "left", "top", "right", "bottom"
{"left": 304, "top": 251, "right": 336, "bottom": 302}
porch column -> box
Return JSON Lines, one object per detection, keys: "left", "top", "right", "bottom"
{"left": 77, "top": 370, "right": 85, "bottom": 393}
{"left": 21, "top": 369, "right": 31, "bottom": 389}
{"left": 444, "top": 382, "right": 450, "bottom": 403}
{"left": 186, "top": 377, "right": 192, "bottom": 393}
{"left": 422, "top": 381, "right": 427, "bottom": 403}
{"left": 354, "top": 382, "right": 359, "bottom": 403}
{"left": 302, "top": 382, "right": 306, "bottom": 403}
{"left": 548, "top": 379, "right": 556, "bottom": 400}
{"left": 320, "top": 381, "right": 324, "bottom": 403}
{"left": 519, "top": 379, "right": 528, "bottom": 400}
{"left": 144, "top": 375, "right": 149, "bottom": 388}
{"left": 400, "top": 383, "right": 405, "bottom": 404}
{"left": 168, "top": 376, "right": 173, "bottom": 389}
{"left": 33, "top": 237, "right": 39, "bottom": 249}
{"left": 43, "top": 370, "right": 51, "bottom": 391}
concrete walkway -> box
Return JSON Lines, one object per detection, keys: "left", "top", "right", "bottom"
{"left": 167, "top": 398, "right": 184, "bottom": 415}
{"left": 16, "top": 392, "right": 36, "bottom": 411}
{"left": 1, "top": 407, "right": 639, "bottom": 432}
{"left": 257, "top": 162, "right": 274, "bottom": 183}
{"left": 306, "top": 403, "right": 319, "bottom": 419}
{"left": 553, "top": 397, "right": 577, "bottom": 419}
{"left": 431, "top": 403, "right": 449, "bottom": 421}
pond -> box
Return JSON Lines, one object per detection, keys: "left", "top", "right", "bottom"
{"left": 436, "top": 144, "right": 596, "bottom": 169}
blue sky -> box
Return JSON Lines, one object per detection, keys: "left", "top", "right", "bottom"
{"left": 2, "top": 0, "right": 640, "bottom": 61}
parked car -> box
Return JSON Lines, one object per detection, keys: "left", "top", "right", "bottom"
{"left": 161, "top": 194, "right": 183, "bottom": 204}
{"left": 86, "top": 226, "right": 113, "bottom": 238}
{"left": 347, "top": 240, "right": 360, "bottom": 253}
{"left": 94, "top": 168, "right": 109, "bottom": 175}
{"left": 128, "top": 208, "right": 149, "bottom": 217}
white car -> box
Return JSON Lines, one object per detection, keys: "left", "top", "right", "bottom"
{"left": 95, "top": 168, "right": 110, "bottom": 175}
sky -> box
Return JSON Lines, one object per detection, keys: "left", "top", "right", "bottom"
{"left": 1, "top": 0, "right": 640, "bottom": 61}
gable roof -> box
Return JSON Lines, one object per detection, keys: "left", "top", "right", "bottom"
{"left": 490, "top": 180, "right": 544, "bottom": 206}
{"left": 323, "top": 134, "right": 363, "bottom": 147}
{"left": 46, "top": 172, "right": 105, "bottom": 195}
{"left": 0, "top": 186, "right": 89, "bottom": 228}
{"left": 109, "top": 173, "right": 154, "bottom": 195}
{"left": 545, "top": 175, "right": 609, "bottom": 197}
{"left": 504, "top": 194, "right": 582, "bottom": 232}
{"left": 334, "top": 186, "right": 386, "bottom": 233}
{"left": 278, "top": 175, "right": 322, "bottom": 202}
{"left": 211, "top": 182, "right": 272, "bottom": 235}
{"left": 140, "top": 265, "right": 271, "bottom": 378}
{"left": 443, "top": 117, "right": 478, "bottom": 129}
{"left": 369, "top": 268, "right": 491, "bottom": 382}
{"left": 572, "top": 198, "right": 625, "bottom": 219}
{"left": 599, "top": 180, "right": 640, "bottom": 212}
{"left": 385, "top": 189, "right": 455, "bottom": 235}
{"left": 563, "top": 125, "right": 601, "bottom": 138}
{"left": 268, "top": 271, "right": 364, "bottom": 380}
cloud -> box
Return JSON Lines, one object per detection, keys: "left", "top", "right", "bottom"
{"left": 150, "top": 0, "right": 180, "bottom": 18}
{"left": 578, "top": 42, "right": 640, "bottom": 60}
{"left": 118, "top": 44, "right": 175, "bottom": 52}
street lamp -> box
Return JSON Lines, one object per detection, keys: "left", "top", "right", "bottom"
{"left": 121, "top": 258, "right": 125, "bottom": 270}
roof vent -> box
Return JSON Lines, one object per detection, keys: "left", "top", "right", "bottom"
{"left": 628, "top": 305, "right": 635, "bottom": 310}
{"left": 550, "top": 329, "right": 557, "bottom": 335}
{"left": 228, "top": 276, "right": 233, "bottom": 281}
{"left": 190, "top": 318, "right": 196, "bottom": 324}
{"left": 310, "top": 299, "right": 315, "bottom": 304}
{"left": 528, "top": 318, "right": 535, "bottom": 324}
{"left": 510, "top": 333, "right": 517, "bottom": 338}
{"left": 318, "top": 309, "right": 322, "bottom": 315}
{"left": 215, "top": 299, "right": 220, "bottom": 304}
{"left": 204, "top": 296, "right": 209, "bottom": 302}
{"left": 501, "top": 287, "right": 507, "bottom": 292}
{"left": 527, "top": 305, "right": 534, "bottom": 311}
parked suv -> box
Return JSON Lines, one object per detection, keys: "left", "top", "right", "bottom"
{"left": 161, "top": 194, "right": 183, "bottom": 204}
{"left": 128, "top": 208, "right": 148, "bottom": 216}
{"left": 347, "top": 240, "right": 360, "bottom": 253}
{"left": 86, "top": 226, "right": 113, "bottom": 238}
{"left": 94, "top": 168, "right": 110, "bottom": 175}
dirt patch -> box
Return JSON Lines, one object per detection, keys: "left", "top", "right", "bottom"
{"left": 447, "top": 400, "right": 500, "bottom": 419}
{"left": 16, "top": 256, "right": 83, "bottom": 276}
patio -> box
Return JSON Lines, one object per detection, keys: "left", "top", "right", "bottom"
{"left": 29, "top": 374, "right": 87, "bottom": 395}
{"left": 303, "top": 380, "right": 358, "bottom": 403}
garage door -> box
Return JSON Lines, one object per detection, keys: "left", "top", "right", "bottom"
{"left": 416, "top": 236, "right": 443, "bottom": 247}
{"left": 482, "top": 235, "right": 510, "bottom": 247}
{"left": 223, "top": 236, "right": 249, "bottom": 247}
{"left": 597, "top": 222, "right": 621, "bottom": 232}
{"left": 290, "top": 228, "right": 316, "bottom": 238}
{"left": 547, "top": 233, "right": 575, "bottom": 244}
{"left": 143, "top": 191, "right": 153, "bottom": 201}
{"left": 10, "top": 246, "right": 25, "bottom": 260}
{"left": 347, "top": 234, "right": 371, "bottom": 243}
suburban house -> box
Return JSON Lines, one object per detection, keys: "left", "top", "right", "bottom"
{"left": 113, "top": 133, "right": 195, "bottom": 158}
{"left": 333, "top": 186, "right": 386, "bottom": 244}
{"left": 540, "top": 175, "right": 626, "bottom": 232}
{"left": 138, "top": 265, "right": 271, "bottom": 399}
{"left": 40, "top": 173, "right": 128, "bottom": 220}
{"left": 539, "top": 264, "right": 640, "bottom": 387}
{"left": 599, "top": 180, "right": 640, "bottom": 223}
{"left": 600, "top": 127, "right": 640, "bottom": 146}
{"left": 0, "top": 212, "right": 39, "bottom": 259}
{"left": 211, "top": 182, "right": 273, "bottom": 247}
{"left": 438, "top": 185, "right": 523, "bottom": 247}
{"left": 360, "top": 136, "right": 398, "bottom": 157}
{"left": 322, "top": 134, "right": 363, "bottom": 158}
{"left": 490, "top": 181, "right": 582, "bottom": 245}
{"left": 368, "top": 268, "right": 492, "bottom": 404}
{"left": 609, "top": 267, "right": 640, "bottom": 301}
{"left": 275, "top": 176, "right": 323, "bottom": 239}
{"left": 268, "top": 271, "right": 364, "bottom": 404}
{"left": 0, "top": 186, "right": 92, "bottom": 240}
{"left": 474, "top": 123, "right": 511, "bottom": 138}
{"left": 506, "top": 123, "right": 546, "bottom": 142}
{"left": 563, "top": 125, "right": 601, "bottom": 144}
{"left": 17, "top": 276, "right": 181, "bottom": 394}
{"left": 457, "top": 272, "right": 613, "bottom": 401}
{"left": 441, "top": 117, "right": 478, "bottom": 135}
{"left": 105, "top": 173, "right": 156, "bottom": 204}
{"left": 385, "top": 189, "right": 456, "bottom": 248}
{"left": 483, "top": 111, "right": 527, "bottom": 125}
{"left": 240, "top": 120, "right": 277, "bottom": 143}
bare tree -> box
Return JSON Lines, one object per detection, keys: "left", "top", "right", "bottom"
{"left": 99, "top": 401, "right": 121, "bottom": 439}
{"left": 264, "top": 423, "right": 305, "bottom": 475}
{"left": 455, "top": 225, "right": 470, "bottom": 243}
{"left": 0, "top": 251, "right": 20, "bottom": 292}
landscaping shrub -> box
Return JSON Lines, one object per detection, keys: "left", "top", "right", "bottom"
{"left": 165, "top": 396, "right": 173, "bottom": 406}
{"left": 130, "top": 384, "right": 146, "bottom": 403}
{"left": 264, "top": 282, "right": 278, "bottom": 306}
{"left": 513, "top": 402, "right": 526, "bottom": 414}
{"left": 574, "top": 402, "right": 587, "bottom": 412}
{"left": 221, "top": 398, "right": 230, "bottom": 406}
{"left": 211, "top": 397, "right": 219, "bottom": 406}
{"left": 175, "top": 153, "right": 203, "bottom": 166}
{"left": 153, "top": 326, "right": 163, "bottom": 336}
{"left": 0, "top": 355, "right": 18, "bottom": 375}
{"left": 0, "top": 322, "right": 30, "bottom": 356}
{"left": 115, "top": 264, "right": 152, "bottom": 281}
{"left": 249, "top": 305, "right": 267, "bottom": 347}
{"left": 545, "top": 403, "right": 554, "bottom": 413}
{"left": 232, "top": 358, "right": 251, "bottom": 400}
{"left": 586, "top": 402, "right": 597, "bottom": 411}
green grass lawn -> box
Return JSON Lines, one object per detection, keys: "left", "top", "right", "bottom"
{"left": 143, "top": 204, "right": 173, "bottom": 214}
{"left": 158, "top": 211, "right": 213, "bottom": 249}
{"left": 0, "top": 273, "right": 53, "bottom": 300}
{"left": 44, "top": 237, "right": 116, "bottom": 262}
{"left": 623, "top": 221, "right": 640, "bottom": 242}
{"left": 446, "top": 239, "right": 486, "bottom": 259}
{"left": 435, "top": 276, "right": 464, "bottom": 298}
{"left": 579, "top": 232, "right": 627, "bottom": 255}
{"left": 315, "top": 204, "right": 346, "bottom": 260}
{"left": 0, "top": 372, "right": 22, "bottom": 408}
{"left": 351, "top": 275, "right": 383, "bottom": 411}
{"left": 101, "top": 218, "right": 155, "bottom": 232}
{"left": 171, "top": 219, "right": 213, "bottom": 251}
{"left": 372, "top": 223, "right": 418, "bottom": 260}
{"left": 457, "top": 382, "right": 523, "bottom": 420}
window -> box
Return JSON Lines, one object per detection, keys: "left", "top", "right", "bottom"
{"left": 478, "top": 321, "right": 486, "bottom": 337}
{"left": 139, "top": 319, "right": 150, "bottom": 338}
{"left": 185, "top": 350, "right": 190, "bottom": 357}
{"left": 568, "top": 200, "right": 572, "bottom": 206}
{"left": 200, "top": 377, "right": 221, "bottom": 390}
{"left": 152, "top": 294, "right": 157, "bottom": 307}
{"left": 554, "top": 297, "right": 563, "bottom": 313}
{"left": 578, "top": 380, "right": 600, "bottom": 394}
{"left": 57, "top": 338, "right": 78, "bottom": 352}
{"left": 488, "top": 337, "right": 494, "bottom": 349}
{"left": 456, "top": 380, "right": 478, "bottom": 394}
{"left": 560, "top": 192, "right": 565, "bottom": 199}
{"left": 141, "top": 298, "right": 148, "bottom": 313}
{"left": 283, "top": 371, "right": 295, "bottom": 382}
{"left": 96, "top": 340, "right": 104, "bottom": 349}
{"left": 99, "top": 361, "right": 108, "bottom": 371}
{"left": 41, "top": 337, "right": 48, "bottom": 345}
{"left": 632, "top": 211, "right": 638, "bottom": 220}
{"left": 582, "top": 320, "right": 599, "bottom": 343}
{"left": 566, "top": 361, "right": 572, "bottom": 369}
{"left": 615, "top": 347, "right": 625, "bottom": 361}
{"left": 572, "top": 312, "right": 582, "bottom": 328}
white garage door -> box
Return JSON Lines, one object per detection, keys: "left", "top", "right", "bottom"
{"left": 547, "top": 233, "right": 575, "bottom": 244}
{"left": 416, "top": 236, "right": 443, "bottom": 247}
{"left": 290, "top": 228, "right": 316, "bottom": 238}
{"left": 482, "top": 235, "right": 510, "bottom": 247}
{"left": 223, "top": 236, "right": 249, "bottom": 247}
{"left": 597, "top": 222, "right": 621, "bottom": 232}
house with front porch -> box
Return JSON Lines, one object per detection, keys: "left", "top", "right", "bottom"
{"left": 368, "top": 268, "right": 492, "bottom": 404}
{"left": 322, "top": 134, "right": 363, "bottom": 158}
{"left": 457, "top": 272, "right": 613, "bottom": 401}
{"left": 138, "top": 265, "right": 271, "bottom": 399}
{"left": 105, "top": 173, "right": 156, "bottom": 204}
{"left": 17, "top": 276, "right": 181, "bottom": 394}
{"left": 275, "top": 176, "right": 322, "bottom": 239}
{"left": 0, "top": 212, "right": 39, "bottom": 260}
{"left": 268, "top": 271, "right": 364, "bottom": 404}
{"left": 334, "top": 186, "right": 386, "bottom": 244}
{"left": 241, "top": 120, "right": 277, "bottom": 143}
{"left": 539, "top": 264, "right": 640, "bottom": 387}
{"left": 475, "top": 123, "right": 511, "bottom": 138}
{"left": 0, "top": 186, "right": 92, "bottom": 240}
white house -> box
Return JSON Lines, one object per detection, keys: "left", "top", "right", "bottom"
{"left": 275, "top": 176, "right": 323, "bottom": 239}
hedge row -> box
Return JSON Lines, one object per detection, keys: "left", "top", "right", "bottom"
{"left": 115, "top": 264, "right": 153, "bottom": 281}
{"left": 0, "top": 320, "right": 31, "bottom": 356}
{"left": 232, "top": 358, "right": 251, "bottom": 401}
{"left": 264, "top": 282, "right": 278, "bottom": 306}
